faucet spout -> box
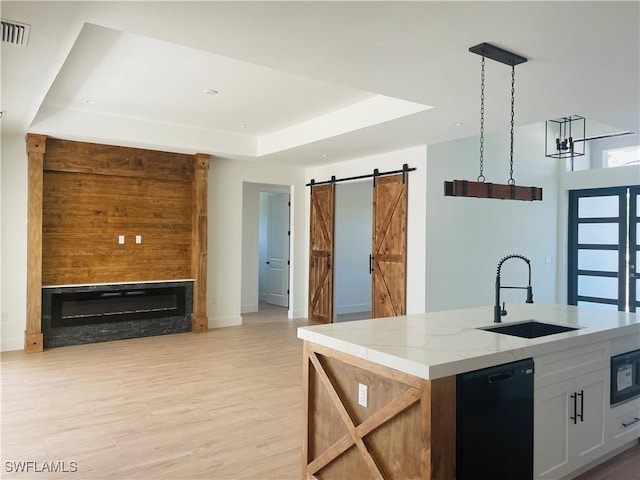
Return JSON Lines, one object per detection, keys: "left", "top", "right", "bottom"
{"left": 494, "top": 254, "right": 534, "bottom": 323}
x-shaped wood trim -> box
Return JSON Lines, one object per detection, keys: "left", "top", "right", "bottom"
{"left": 307, "top": 352, "right": 420, "bottom": 478}
{"left": 309, "top": 259, "right": 330, "bottom": 313}
{"left": 311, "top": 189, "right": 332, "bottom": 250}
{"left": 373, "top": 183, "right": 404, "bottom": 254}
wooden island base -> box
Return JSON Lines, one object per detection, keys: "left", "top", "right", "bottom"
{"left": 302, "top": 341, "right": 456, "bottom": 479}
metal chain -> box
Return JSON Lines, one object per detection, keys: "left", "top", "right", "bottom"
{"left": 508, "top": 64, "right": 516, "bottom": 186}
{"left": 478, "top": 57, "right": 485, "bottom": 183}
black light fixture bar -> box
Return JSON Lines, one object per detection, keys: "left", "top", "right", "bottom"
{"left": 469, "top": 42, "right": 527, "bottom": 66}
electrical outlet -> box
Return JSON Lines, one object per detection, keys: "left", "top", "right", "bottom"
{"left": 358, "top": 383, "right": 368, "bottom": 407}
{"left": 136, "top": 235, "right": 142, "bottom": 244}
{"left": 118, "top": 235, "right": 125, "bottom": 244}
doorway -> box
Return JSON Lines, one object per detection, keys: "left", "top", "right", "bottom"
{"left": 308, "top": 172, "right": 408, "bottom": 323}
{"left": 259, "top": 191, "right": 290, "bottom": 308}
{"left": 334, "top": 180, "right": 373, "bottom": 322}
{"left": 568, "top": 185, "right": 639, "bottom": 312}
{"left": 241, "top": 182, "right": 291, "bottom": 316}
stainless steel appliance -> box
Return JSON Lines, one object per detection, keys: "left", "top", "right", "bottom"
{"left": 610, "top": 349, "right": 640, "bottom": 406}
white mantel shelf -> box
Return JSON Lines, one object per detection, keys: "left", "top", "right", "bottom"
{"left": 297, "top": 303, "right": 640, "bottom": 380}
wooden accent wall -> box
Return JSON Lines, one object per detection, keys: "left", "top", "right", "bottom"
{"left": 302, "top": 342, "right": 456, "bottom": 479}
{"left": 42, "top": 139, "right": 194, "bottom": 285}
{"left": 26, "top": 135, "right": 211, "bottom": 350}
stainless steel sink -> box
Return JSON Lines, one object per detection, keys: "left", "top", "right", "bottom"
{"left": 479, "top": 320, "right": 579, "bottom": 339}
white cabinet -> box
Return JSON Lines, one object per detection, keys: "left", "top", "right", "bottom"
{"left": 534, "top": 344, "right": 609, "bottom": 480}
{"left": 606, "top": 397, "right": 640, "bottom": 450}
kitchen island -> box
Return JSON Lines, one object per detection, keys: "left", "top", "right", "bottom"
{"left": 297, "top": 304, "right": 640, "bottom": 479}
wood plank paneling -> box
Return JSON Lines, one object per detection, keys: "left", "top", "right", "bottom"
{"left": 42, "top": 170, "right": 192, "bottom": 286}
{"left": 44, "top": 138, "right": 194, "bottom": 181}
{"left": 303, "top": 341, "right": 456, "bottom": 479}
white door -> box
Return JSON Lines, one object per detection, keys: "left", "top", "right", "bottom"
{"left": 266, "top": 193, "right": 290, "bottom": 307}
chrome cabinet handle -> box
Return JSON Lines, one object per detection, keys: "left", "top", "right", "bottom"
{"left": 622, "top": 417, "right": 640, "bottom": 428}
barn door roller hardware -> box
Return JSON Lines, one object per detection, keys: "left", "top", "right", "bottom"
{"left": 307, "top": 164, "right": 415, "bottom": 188}
{"left": 444, "top": 42, "right": 542, "bottom": 201}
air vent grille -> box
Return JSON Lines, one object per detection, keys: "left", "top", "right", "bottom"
{"left": 1, "top": 19, "right": 30, "bottom": 46}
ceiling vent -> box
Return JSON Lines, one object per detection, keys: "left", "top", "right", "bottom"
{"left": 1, "top": 19, "right": 30, "bottom": 46}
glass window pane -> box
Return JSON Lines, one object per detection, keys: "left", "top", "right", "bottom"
{"left": 578, "top": 249, "right": 618, "bottom": 272}
{"left": 577, "top": 301, "right": 618, "bottom": 311}
{"left": 578, "top": 195, "right": 618, "bottom": 218}
{"left": 578, "top": 223, "right": 618, "bottom": 244}
{"left": 578, "top": 275, "right": 618, "bottom": 299}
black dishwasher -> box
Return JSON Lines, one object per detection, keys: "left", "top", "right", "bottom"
{"left": 456, "top": 358, "right": 534, "bottom": 480}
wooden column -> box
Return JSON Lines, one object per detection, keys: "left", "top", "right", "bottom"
{"left": 191, "top": 154, "right": 210, "bottom": 333}
{"left": 25, "top": 134, "right": 47, "bottom": 352}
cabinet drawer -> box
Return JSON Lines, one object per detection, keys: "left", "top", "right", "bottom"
{"left": 536, "top": 342, "right": 609, "bottom": 388}
{"left": 607, "top": 398, "right": 640, "bottom": 447}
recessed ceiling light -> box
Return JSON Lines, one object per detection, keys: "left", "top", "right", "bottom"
{"left": 203, "top": 89, "right": 218, "bottom": 95}
{"left": 236, "top": 124, "right": 246, "bottom": 129}
{"left": 451, "top": 122, "right": 464, "bottom": 127}
{"left": 320, "top": 153, "right": 328, "bottom": 158}
{"left": 84, "top": 99, "right": 96, "bottom": 104}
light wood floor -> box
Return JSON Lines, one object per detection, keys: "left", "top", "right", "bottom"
{"left": 1, "top": 303, "right": 312, "bottom": 479}
{"left": 1, "top": 304, "right": 638, "bottom": 479}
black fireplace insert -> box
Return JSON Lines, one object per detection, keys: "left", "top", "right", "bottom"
{"left": 51, "top": 286, "right": 186, "bottom": 327}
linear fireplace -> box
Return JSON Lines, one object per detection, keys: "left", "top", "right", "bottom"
{"left": 42, "top": 281, "right": 193, "bottom": 348}
{"left": 51, "top": 287, "right": 186, "bottom": 327}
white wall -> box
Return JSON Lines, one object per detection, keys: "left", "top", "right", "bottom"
{"left": 426, "top": 123, "right": 560, "bottom": 313}
{"left": 211, "top": 159, "right": 306, "bottom": 328}
{"left": 334, "top": 180, "right": 373, "bottom": 317}
{"left": 1, "top": 134, "right": 29, "bottom": 351}
{"left": 305, "top": 145, "right": 427, "bottom": 315}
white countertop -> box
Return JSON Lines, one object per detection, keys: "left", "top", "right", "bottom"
{"left": 297, "top": 304, "right": 640, "bottom": 380}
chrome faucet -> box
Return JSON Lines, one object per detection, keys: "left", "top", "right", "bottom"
{"left": 494, "top": 254, "right": 534, "bottom": 323}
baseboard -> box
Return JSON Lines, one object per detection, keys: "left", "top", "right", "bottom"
{"left": 289, "top": 309, "right": 304, "bottom": 320}
{"left": 1, "top": 336, "right": 24, "bottom": 352}
{"left": 241, "top": 303, "right": 258, "bottom": 314}
{"left": 208, "top": 316, "right": 242, "bottom": 329}
{"left": 335, "top": 303, "right": 371, "bottom": 315}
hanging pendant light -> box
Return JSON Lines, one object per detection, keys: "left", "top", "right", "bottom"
{"left": 444, "top": 43, "right": 543, "bottom": 201}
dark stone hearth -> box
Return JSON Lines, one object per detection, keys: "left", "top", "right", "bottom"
{"left": 42, "top": 281, "right": 193, "bottom": 348}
